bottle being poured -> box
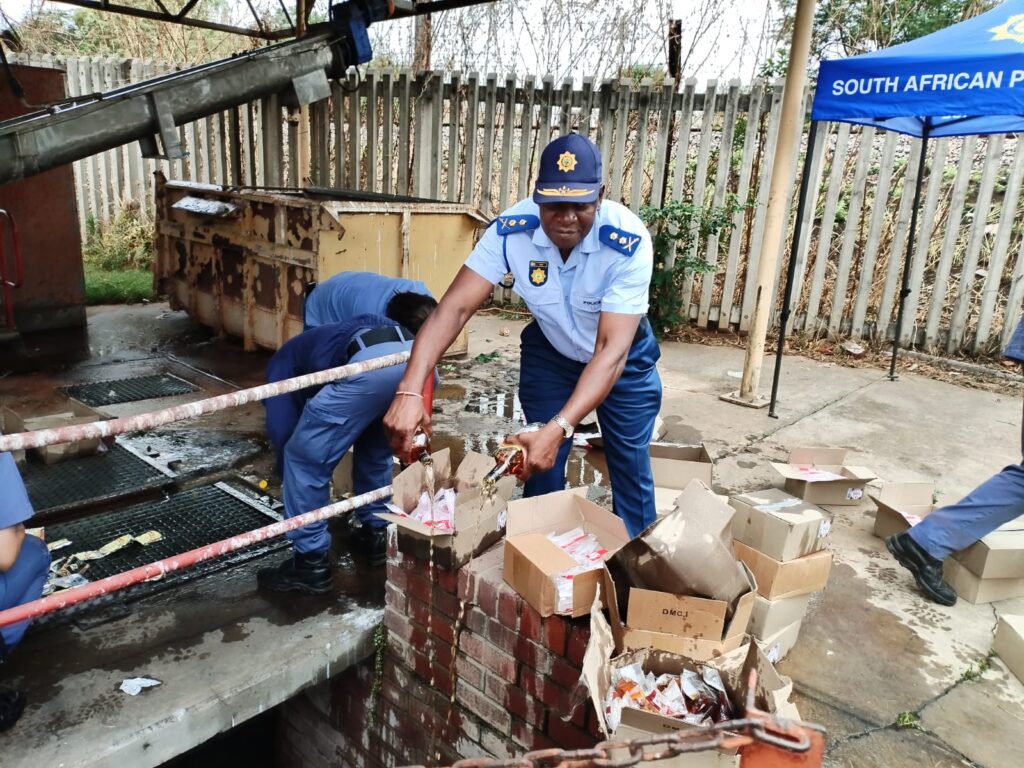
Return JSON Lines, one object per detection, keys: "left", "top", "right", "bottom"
{"left": 406, "top": 374, "right": 436, "bottom": 468}
{"left": 482, "top": 422, "right": 546, "bottom": 488}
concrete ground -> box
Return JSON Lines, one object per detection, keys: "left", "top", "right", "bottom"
{"left": 1, "top": 305, "right": 1022, "bottom": 767}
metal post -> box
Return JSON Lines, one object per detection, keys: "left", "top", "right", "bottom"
{"left": 768, "top": 119, "right": 819, "bottom": 418}
{"left": 889, "top": 129, "right": 930, "bottom": 379}
{"left": 727, "top": 0, "right": 816, "bottom": 408}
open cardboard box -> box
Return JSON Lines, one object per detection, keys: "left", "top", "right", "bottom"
{"left": 330, "top": 449, "right": 356, "bottom": 496}
{"left": 584, "top": 593, "right": 797, "bottom": 749}
{"left": 868, "top": 482, "right": 937, "bottom": 539}
{"left": 772, "top": 448, "right": 875, "bottom": 506}
{"left": 375, "top": 448, "right": 515, "bottom": 570}
{"left": 734, "top": 542, "right": 832, "bottom": 600}
{"left": 503, "top": 487, "right": 629, "bottom": 617}
{"left": 603, "top": 480, "right": 756, "bottom": 661}
{"left": 2, "top": 401, "right": 112, "bottom": 465}
{"left": 729, "top": 488, "right": 831, "bottom": 562}
{"left": 994, "top": 614, "right": 1024, "bottom": 685}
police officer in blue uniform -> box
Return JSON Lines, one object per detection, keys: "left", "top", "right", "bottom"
{"left": 0, "top": 444, "right": 51, "bottom": 731}
{"left": 304, "top": 271, "right": 436, "bottom": 330}
{"left": 887, "top": 317, "right": 1024, "bottom": 605}
{"left": 384, "top": 133, "right": 662, "bottom": 536}
{"left": 259, "top": 299, "right": 433, "bottom": 593}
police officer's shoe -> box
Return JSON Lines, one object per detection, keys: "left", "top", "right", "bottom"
{"left": 886, "top": 532, "right": 957, "bottom": 606}
{"left": 257, "top": 549, "right": 333, "bottom": 595}
{"left": 351, "top": 524, "right": 388, "bottom": 567}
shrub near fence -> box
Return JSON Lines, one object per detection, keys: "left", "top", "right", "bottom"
{"left": 14, "top": 54, "right": 1024, "bottom": 356}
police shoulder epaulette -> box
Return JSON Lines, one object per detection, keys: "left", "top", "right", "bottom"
{"left": 493, "top": 214, "right": 540, "bottom": 235}
{"left": 599, "top": 225, "right": 643, "bottom": 256}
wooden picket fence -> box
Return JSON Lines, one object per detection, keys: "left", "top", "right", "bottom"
{"left": 13, "top": 54, "right": 1024, "bottom": 356}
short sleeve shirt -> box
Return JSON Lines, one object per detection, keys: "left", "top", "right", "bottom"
{"left": 0, "top": 443, "right": 34, "bottom": 528}
{"left": 304, "top": 272, "right": 432, "bottom": 327}
{"left": 464, "top": 199, "right": 652, "bottom": 363}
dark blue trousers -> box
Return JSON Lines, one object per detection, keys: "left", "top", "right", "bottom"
{"left": 0, "top": 535, "right": 50, "bottom": 651}
{"left": 518, "top": 321, "right": 662, "bottom": 537}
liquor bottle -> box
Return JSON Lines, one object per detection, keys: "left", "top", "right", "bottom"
{"left": 483, "top": 422, "right": 545, "bottom": 485}
{"left": 409, "top": 427, "right": 432, "bottom": 466}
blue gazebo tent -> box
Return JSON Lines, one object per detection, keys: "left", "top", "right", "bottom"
{"left": 769, "top": 0, "right": 1024, "bottom": 414}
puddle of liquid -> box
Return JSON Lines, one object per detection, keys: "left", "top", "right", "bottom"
{"left": 434, "top": 383, "right": 466, "bottom": 401}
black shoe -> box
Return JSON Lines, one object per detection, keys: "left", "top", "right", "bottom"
{"left": 0, "top": 686, "right": 25, "bottom": 732}
{"left": 886, "top": 532, "right": 957, "bottom": 606}
{"left": 351, "top": 525, "right": 388, "bottom": 567}
{"left": 257, "top": 550, "right": 333, "bottom": 595}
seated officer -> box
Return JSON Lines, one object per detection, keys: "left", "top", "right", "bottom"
{"left": 385, "top": 133, "right": 662, "bottom": 536}
{"left": 304, "top": 271, "right": 437, "bottom": 330}
{"left": 259, "top": 298, "right": 433, "bottom": 593}
{"left": 888, "top": 316, "right": 1024, "bottom": 605}
{"left": 0, "top": 447, "right": 51, "bottom": 731}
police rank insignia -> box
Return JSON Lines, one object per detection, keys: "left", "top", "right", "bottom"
{"left": 529, "top": 260, "right": 549, "bottom": 286}
{"left": 599, "top": 225, "right": 642, "bottom": 256}
{"left": 556, "top": 151, "right": 577, "bottom": 173}
{"left": 495, "top": 214, "right": 540, "bottom": 235}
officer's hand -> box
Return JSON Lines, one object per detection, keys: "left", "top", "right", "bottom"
{"left": 507, "top": 422, "right": 564, "bottom": 480}
{"left": 384, "top": 394, "right": 431, "bottom": 463}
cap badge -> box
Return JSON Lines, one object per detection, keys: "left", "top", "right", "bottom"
{"left": 556, "top": 151, "right": 577, "bottom": 173}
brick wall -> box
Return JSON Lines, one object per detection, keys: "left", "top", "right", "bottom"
{"left": 276, "top": 531, "right": 602, "bottom": 767}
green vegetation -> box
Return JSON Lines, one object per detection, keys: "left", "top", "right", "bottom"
{"left": 82, "top": 203, "right": 157, "bottom": 304}
{"left": 895, "top": 711, "right": 921, "bottom": 729}
{"left": 83, "top": 267, "right": 154, "bottom": 305}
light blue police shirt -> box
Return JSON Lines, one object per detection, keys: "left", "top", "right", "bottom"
{"left": 465, "top": 199, "right": 652, "bottom": 363}
{"left": 0, "top": 444, "right": 34, "bottom": 529}
{"left": 304, "top": 272, "right": 433, "bottom": 327}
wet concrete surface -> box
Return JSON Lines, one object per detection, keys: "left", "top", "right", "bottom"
{"left": 2, "top": 306, "right": 1024, "bottom": 767}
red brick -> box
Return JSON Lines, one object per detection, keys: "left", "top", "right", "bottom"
{"left": 547, "top": 715, "right": 597, "bottom": 750}
{"left": 476, "top": 574, "right": 500, "bottom": 617}
{"left": 458, "top": 567, "right": 477, "bottom": 603}
{"left": 514, "top": 635, "right": 554, "bottom": 675}
{"left": 550, "top": 657, "right": 582, "bottom": 690}
{"left": 520, "top": 668, "right": 572, "bottom": 713}
{"left": 585, "top": 706, "right": 605, "bottom": 739}
{"left": 543, "top": 616, "right": 569, "bottom": 656}
{"left": 520, "top": 602, "right": 543, "bottom": 642}
{"left": 406, "top": 599, "right": 455, "bottom": 644}
{"left": 511, "top": 718, "right": 559, "bottom": 751}
{"left": 385, "top": 608, "right": 413, "bottom": 644}
{"left": 504, "top": 685, "right": 547, "bottom": 730}
{"left": 435, "top": 566, "right": 458, "bottom": 594}
{"left": 457, "top": 679, "right": 512, "bottom": 735}
{"left": 461, "top": 632, "right": 518, "bottom": 680}
{"left": 433, "top": 587, "right": 463, "bottom": 619}
{"left": 387, "top": 562, "right": 408, "bottom": 590}
{"left": 566, "top": 625, "right": 589, "bottom": 667}
{"left": 485, "top": 616, "right": 519, "bottom": 655}
{"left": 455, "top": 655, "right": 485, "bottom": 691}
{"left": 497, "top": 586, "right": 521, "bottom": 630}
{"left": 408, "top": 628, "right": 454, "bottom": 670}
{"left": 464, "top": 606, "right": 488, "bottom": 635}
{"left": 407, "top": 571, "right": 435, "bottom": 604}
{"left": 479, "top": 725, "right": 517, "bottom": 759}
{"left": 385, "top": 581, "right": 407, "bottom": 614}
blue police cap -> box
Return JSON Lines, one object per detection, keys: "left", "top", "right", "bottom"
{"left": 533, "top": 134, "right": 603, "bottom": 205}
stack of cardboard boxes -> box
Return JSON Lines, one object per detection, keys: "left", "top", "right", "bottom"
{"left": 870, "top": 481, "right": 1024, "bottom": 603}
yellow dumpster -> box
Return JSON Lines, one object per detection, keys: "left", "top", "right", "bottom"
{"left": 153, "top": 173, "right": 487, "bottom": 354}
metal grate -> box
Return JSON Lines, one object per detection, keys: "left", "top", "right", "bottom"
{"left": 64, "top": 373, "right": 199, "bottom": 407}
{"left": 23, "top": 443, "right": 169, "bottom": 514}
{"left": 45, "top": 483, "right": 285, "bottom": 597}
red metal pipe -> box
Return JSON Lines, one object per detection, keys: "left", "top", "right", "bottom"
{"left": 0, "top": 350, "right": 411, "bottom": 453}
{"left": 0, "top": 484, "right": 395, "bottom": 629}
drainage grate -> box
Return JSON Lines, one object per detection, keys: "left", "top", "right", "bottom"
{"left": 45, "top": 483, "right": 285, "bottom": 597}
{"left": 64, "top": 373, "right": 200, "bottom": 407}
{"left": 23, "top": 443, "right": 169, "bottom": 515}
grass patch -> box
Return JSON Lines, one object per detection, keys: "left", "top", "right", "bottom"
{"left": 83, "top": 267, "right": 155, "bottom": 305}
{"left": 894, "top": 711, "right": 920, "bottom": 730}
{"left": 959, "top": 653, "right": 994, "bottom": 683}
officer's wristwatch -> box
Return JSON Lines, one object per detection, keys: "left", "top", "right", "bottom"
{"left": 551, "top": 414, "right": 574, "bottom": 439}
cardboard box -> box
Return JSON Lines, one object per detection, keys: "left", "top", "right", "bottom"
{"left": 729, "top": 489, "right": 831, "bottom": 561}
{"left": 734, "top": 542, "right": 833, "bottom": 600}
{"left": 943, "top": 558, "right": 1024, "bottom": 604}
{"left": 772, "top": 448, "right": 875, "bottom": 506}
{"left": 583, "top": 599, "right": 795, "bottom": 746}
{"left": 756, "top": 618, "right": 803, "bottom": 664}
{"left": 375, "top": 448, "right": 515, "bottom": 570}
{"left": 587, "top": 441, "right": 714, "bottom": 518}
{"left": 868, "top": 482, "right": 937, "bottom": 539}
{"left": 748, "top": 593, "right": 811, "bottom": 639}
{"left": 330, "top": 449, "right": 355, "bottom": 496}
{"left": 503, "top": 488, "right": 629, "bottom": 618}
{"left": 952, "top": 530, "right": 1024, "bottom": 580}
{"left": 993, "top": 614, "right": 1024, "bottom": 685}
{"left": 604, "top": 481, "right": 756, "bottom": 661}
{"left": 3, "top": 401, "right": 111, "bottom": 465}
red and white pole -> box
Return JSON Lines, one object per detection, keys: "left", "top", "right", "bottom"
{"left": 0, "top": 484, "right": 394, "bottom": 629}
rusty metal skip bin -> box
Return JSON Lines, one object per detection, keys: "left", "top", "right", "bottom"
{"left": 153, "top": 172, "right": 487, "bottom": 353}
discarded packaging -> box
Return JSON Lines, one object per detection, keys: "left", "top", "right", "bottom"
{"left": 772, "top": 448, "right": 875, "bottom": 506}
{"left": 70, "top": 530, "right": 164, "bottom": 562}
{"left": 868, "top": 482, "right": 936, "bottom": 539}
{"left": 2, "top": 401, "right": 114, "bottom": 465}
{"left": 730, "top": 489, "right": 831, "bottom": 562}
{"left": 756, "top": 618, "right": 803, "bottom": 664}
{"left": 119, "top": 677, "right": 162, "bottom": 696}
{"left": 503, "top": 488, "right": 628, "bottom": 617}
{"left": 993, "top": 614, "right": 1024, "bottom": 685}
{"left": 734, "top": 543, "right": 832, "bottom": 600}
{"left": 548, "top": 527, "right": 609, "bottom": 614}
{"left": 385, "top": 487, "right": 456, "bottom": 532}
{"left": 46, "top": 538, "right": 72, "bottom": 553}
{"left": 603, "top": 660, "right": 735, "bottom": 733}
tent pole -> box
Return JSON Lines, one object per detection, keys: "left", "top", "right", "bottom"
{"left": 768, "top": 119, "right": 820, "bottom": 418}
{"left": 889, "top": 129, "right": 930, "bottom": 380}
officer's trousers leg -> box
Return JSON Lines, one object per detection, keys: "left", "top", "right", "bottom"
{"left": 909, "top": 463, "right": 1024, "bottom": 560}
{"left": 352, "top": 420, "right": 395, "bottom": 529}
{"left": 0, "top": 535, "right": 50, "bottom": 651}
{"left": 518, "top": 323, "right": 578, "bottom": 497}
